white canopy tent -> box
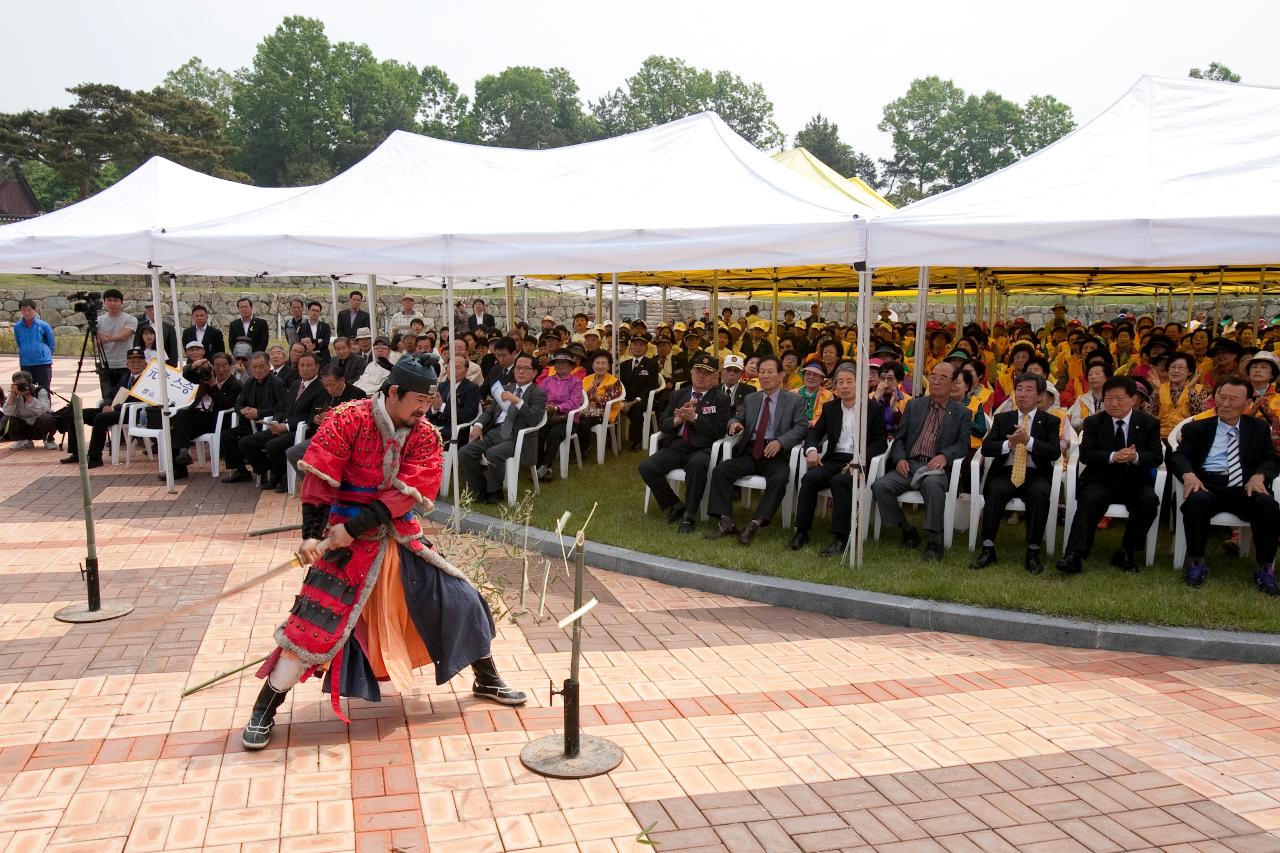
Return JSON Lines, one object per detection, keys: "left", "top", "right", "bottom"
{"left": 154, "top": 112, "right": 867, "bottom": 277}
{"left": 866, "top": 75, "right": 1280, "bottom": 268}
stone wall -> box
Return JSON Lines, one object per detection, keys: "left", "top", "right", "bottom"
{"left": 0, "top": 276, "right": 1273, "bottom": 339}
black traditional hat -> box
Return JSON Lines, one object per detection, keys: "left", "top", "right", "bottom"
{"left": 388, "top": 353, "right": 438, "bottom": 393}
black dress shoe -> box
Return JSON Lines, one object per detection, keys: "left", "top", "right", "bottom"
{"left": 786, "top": 529, "right": 809, "bottom": 551}
{"left": 737, "top": 521, "right": 760, "bottom": 546}
{"left": 158, "top": 467, "right": 189, "bottom": 481}
{"left": 59, "top": 454, "right": 79, "bottom": 465}
{"left": 666, "top": 505, "right": 684, "bottom": 524}
{"left": 1056, "top": 553, "right": 1083, "bottom": 574}
{"left": 1110, "top": 548, "right": 1138, "bottom": 572}
{"left": 970, "top": 546, "right": 998, "bottom": 570}
{"left": 819, "top": 538, "right": 846, "bottom": 557}
{"left": 260, "top": 474, "right": 277, "bottom": 490}
{"left": 901, "top": 527, "right": 921, "bottom": 550}
{"left": 677, "top": 518, "right": 694, "bottom": 534}
{"left": 85, "top": 458, "right": 103, "bottom": 469}
{"left": 1025, "top": 549, "right": 1044, "bottom": 574}
{"left": 175, "top": 449, "right": 192, "bottom": 467}
{"left": 480, "top": 492, "right": 502, "bottom": 505}
{"left": 274, "top": 479, "right": 288, "bottom": 493}
{"left": 922, "top": 542, "right": 943, "bottom": 562}
{"left": 704, "top": 516, "right": 738, "bottom": 540}
{"left": 221, "top": 469, "right": 252, "bottom": 484}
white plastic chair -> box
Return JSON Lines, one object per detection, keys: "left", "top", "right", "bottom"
{"left": 505, "top": 412, "right": 548, "bottom": 504}
{"left": 1167, "top": 415, "right": 1280, "bottom": 567}
{"left": 558, "top": 391, "right": 590, "bottom": 479}
{"left": 872, "top": 454, "right": 966, "bottom": 549}
{"left": 589, "top": 396, "right": 625, "bottom": 465}
{"left": 285, "top": 421, "right": 309, "bottom": 496}
{"left": 799, "top": 442, "right": 890, "bottom": 543}
{"left": 438, "top": 419, "right": 476, "bottom": 499}
{"left": 641, "top": 432, "right": 728, "bottom": 522}
{"left": 639, "top": 375, "right": 667, "bottom": 450}
{"left": 967, "top": 431, "right": 1068, "bottom": 553}
{"left": 1064, "top": 432, "right": 1166, "bottom": 567}
{"left": 717, "top": 433, "right": 802, "bottom": 529}
{"left": 122, "top": 402, "right": 163, "bottom": 469}
{"left": 191, "top": 409, "right": 235, "bottom": 478}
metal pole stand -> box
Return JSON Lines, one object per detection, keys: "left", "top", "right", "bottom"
{"left": 520, "top": 540, "right": 622, "bottom": 779}
{"left": 55, "top": 395, "right": 135, "bottom": 624}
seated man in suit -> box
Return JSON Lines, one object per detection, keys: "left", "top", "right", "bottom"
{"left": 460, "top": 352, "right": 547, "bottom": 504}
{"left": 169, "top": 351, "right": 243, "bottom": 479}
{"left": 639, "top": 352, "right": 733, "bottom": 534}
{"left": 789, "top": 362, "right": 888, "bottom": 556}
{"left": 220, "top": 352, "right": 287, "bottom": 482}
{"left": 428, "top": 352, "right": 481, "bottom": 443}
{"left": 56, "top": 347, "right": 151, "bottom": 467}
{"left": 1168, "top": 376, "right": 1280, "bottom": 594}
{"left": 1057, "top": 375, "right": 1163, "bottom": 574}
{"left": 972, "top": 373, "right": 1062, "bottom": 574}
{"left": 618, "top": 335, "right": 661, "bottom": 451}
{"left": 704, "top": 356, "right": 808, "bottom": 545}
{"left": 870, "top": 362, "right": 973, "bottom": 561}
{"left": 239, "top": 352, "right": 325, "bottom": 492}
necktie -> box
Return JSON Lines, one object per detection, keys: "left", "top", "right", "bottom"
{"left": 1114, "top": 419, "right": 1126, "bottom": 451}
{"left": 296, "top": 380, "right": 306, "bottom": 401}
{"left": 682, "top": 391, "right": 702, "bottom": 441}
{"left": 1011, "top": 412, "right": 1028, "bottom": 487}
{"left": 1227, "top": 426, "right": 1243, "bottom": 487}
{"left": 752, "top": 396, "right": 772, "bottom": 459}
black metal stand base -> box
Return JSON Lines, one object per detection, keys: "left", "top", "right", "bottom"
{"left": 54, "top": 602, "right": 134, "bottom": 623}
{"left": 520, "top": 733, "right": 623, "bottom": 779}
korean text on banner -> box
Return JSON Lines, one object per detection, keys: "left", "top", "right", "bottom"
{"left": 130, "top": 360, "right": 197, "bottom": 409}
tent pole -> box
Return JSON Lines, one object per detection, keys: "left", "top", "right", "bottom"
{"left": 974, "top": 271, "right": 984, "bottom": 328}
{"left": 447, "top": 276, "right": 460, "bottom": 499}
{"left": 1214, "top": 269, "right": 1224, "bottom": 329}
{"left": 1188, "top": 277, "right": 1196, "bottom": 325}
{"left": 149, "top": 268, "right": 175, "bottom": 494}
{"left": 771, "top": 280, "right": 780, "bottom": 349}
{"left": 661, "top": 285, "right": 668, "bottom": 324}
{"left": 710, "top": 272, "right": 720, "bottom": 359}
{"left": 168, "top": 273, "right": 180, "bottom": 336}
{"left": 505, "top": 276, "right": 515, "bottom": 335}
{"left": 913, "top": 268, "right": 929, "bottom": 392}
{"left": 611, "top": 273, "right": 620, "bottom": 364}
{"left": 1257, "top": 268, "right": 1267, "bottom": 331}
{"left": 329, "top": 275, "right": 340, "bottom": 332}
{"left": 523, "top": 283, "right": 529, "bottom": 327}
{"left": 595, "top": 278, "right": 603, "bottom": 327}
{"left": 367, "top": 275, "right": 378, "bottom": 336}
{"left": 441, "top": 278, "right": 450, "bottom": 354}
{"left": 848, "top": 267, "right": 873, "bottom": 569}
{"left": 956, "top": 269, "right": 966, "bottom": 329}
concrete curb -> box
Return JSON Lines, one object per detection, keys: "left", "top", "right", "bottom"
{"left": 429, "top": 503, "right": 1280, "bottom": 665}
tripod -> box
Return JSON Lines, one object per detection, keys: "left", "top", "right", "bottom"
{"left": 69, "top": 319, "right": 109, "bottom": 402}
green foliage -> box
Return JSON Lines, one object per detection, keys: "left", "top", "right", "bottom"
{"left": 794, "top": 113, "right": 880, "bottom": 188}
{"left": 163, "top": 57, "right": 235, "bottom": 125}
{"left": 878, "top": 77, "right": 1076, "bottom": 206}
{"left": 1190, "top": 62, "right": 1241, "bottom": 83}
{"left": 419, "top": 65, "right": 469, "bottom": 141}
{"left": 472, "top": 66, "right": 599, "bottom": 149}
{"left": 592, "top": 55, "right": 785, "bottom": 150}
{"left": 18, "top": 160, "right": 80, "bottom": 210}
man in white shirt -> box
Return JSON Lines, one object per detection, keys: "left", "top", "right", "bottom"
{"left": 94, "top": 288, "right": 138, "bottom": 398}
{"left": 388, "top": 296, "right": 425, "bottom": 335}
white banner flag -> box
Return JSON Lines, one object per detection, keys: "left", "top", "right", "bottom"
{"left": 130, "top": 360, "right": 197, "bottom": 409}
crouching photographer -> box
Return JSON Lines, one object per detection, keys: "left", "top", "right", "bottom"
{"left": 1, "top": 371, "right": 56, "bottom": 449}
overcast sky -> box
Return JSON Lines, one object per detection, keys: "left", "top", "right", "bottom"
{"left": 6, "top": 0, "right": 1275, "bottom": 162}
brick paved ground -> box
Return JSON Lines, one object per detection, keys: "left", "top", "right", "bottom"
{"left": 0, "top": 355, "right": 1278, "bottom": 851}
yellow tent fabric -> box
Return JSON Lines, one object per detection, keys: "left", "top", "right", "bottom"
{"left": 770, "top": 148, "right": 896, "bottom": 215}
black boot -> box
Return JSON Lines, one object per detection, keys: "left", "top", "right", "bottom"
{"left": 471, "top": 657, "right": 527, "bottom": 706}
{"left": 241, "top": 681, "right": 290, "bottom": 750}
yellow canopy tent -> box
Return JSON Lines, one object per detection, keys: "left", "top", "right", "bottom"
{"left": 771, "top": 148, "right": 896, "bottom": 215}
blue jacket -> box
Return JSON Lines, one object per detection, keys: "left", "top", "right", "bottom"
{"left": 14, "top": 317, "right": 55, "bottom": 367}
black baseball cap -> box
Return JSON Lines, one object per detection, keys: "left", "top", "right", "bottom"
{"left": 690, "top": 352, "right": 719, "bottom": 372}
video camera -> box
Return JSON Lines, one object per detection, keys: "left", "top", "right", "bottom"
{"left": 71, "top": 291, "right": 103, "bottom": 330}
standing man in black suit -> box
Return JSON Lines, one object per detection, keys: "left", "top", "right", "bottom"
{"left": 1167, "top": 377, "right": 1280, "bottom": 594}
{"left": 182, "top": 304, "right": 225, "bottom": 355}
{"left": 639, "top": 352, "right": 733, "bottom": 534}
{"left": 460, "top": 352, "right": 548, "bottom": 504}
{"left": 1058, "top": 375, "right": 1163, "bottom": 574}
{"left": 972, "top": 373, "right": 1062, "bottom": 574}
{"left": 618, "top": 335, "right": 660, "bottom": 451}
{"left": 336, "top": 290, "right": 371, "bottom": 339}
{"left": 870, "top": 362, "right": 972, "bottom": 561}
{"left": 231, "top": 297, "right": 270, "bottom": 353}
{"left": 134, "top": 303, "right": 179, "bottom": 359}
{"left": 705, "top": 356, "right": 808, "bottom": 545}
{"left": 297, "top": 301, "right": 332, "bottom": 364}
{"left": 789, "top": 363, "right": 888, "bottom": 556}
{"left": 467, "top": 298, "right": 497, "bottom": 333}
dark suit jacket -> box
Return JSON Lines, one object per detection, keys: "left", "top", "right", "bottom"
{"left": 620, "top": 356, "right": 661, "bottom": 402}
{"left": 182, "top": 324, "right": 225, "bottom": 355}
{"left": 230, "top": 316, "right": 270, "bottom": 353}
{"left": 180, "top": 371, "right": 242, "bottom": 414}
{"left": 1167, "top": 414, "right": 1280, "bottom": 485}
{"left": 337, "top": 308, "right": 371, "bottom": 339}
{"left": 277, "top": 377, "right": 328, "bottom": 435}
{"left": 739, "top": 336, "right": 774, "bottom": 360}
{"left": 485, "top": 363, "right": 515, "bottom": 392}
{"left": 273, "top": 365, "right": 298, "bottom": 387}
{"left": 475, "top": 382, "right": 548, "bottom": 464}
{"left": 283, "top": 316, "right": 306, "bottom": 347}
{"left": 1078, "top": 409, "right": 1163, "bottom": 487}
{"left": 728, "top": 389, "right": 808, "bottom": 459}
{"left": 720, "top": 382, "right": 750, "bottom": 418}
{"left": 981, "top": 408, "right": 1062, "bottom": 478}
{"left": 804, "top": 398, "right": 888, "bottom": 466}
{"left": 887, "top": 397, "right": 972, "bottom": 466}
{"left": 297, "top": 321, "right": 332, "bottom": 361}
{"left": 661, "top": 351, "right": 690, "bottom": 387}
{"left": 430, "top": 379, "right": 481, "bottom": 438}
{"left": 334, "top": 353, "right": 367, "bottom": 384}
{"left": 657, "top": 385, "right": 733, "bottom": 451}
{"left": 234, "top": 374, "right": 286, "bottom": 423}
{"left": 467, "top": 313, "right": 497, "bottom": 332}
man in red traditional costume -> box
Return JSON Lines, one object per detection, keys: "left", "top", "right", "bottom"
{"left": 241, "top": 355, "right": 526, "bottom": 751}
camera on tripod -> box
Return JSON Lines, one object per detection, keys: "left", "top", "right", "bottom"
{"left": 70, "top": 291, "right": 103, "bottom": 329}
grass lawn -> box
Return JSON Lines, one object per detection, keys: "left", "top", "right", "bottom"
{"left": 494, "top": 446, "right": 1280, "bottom": 634}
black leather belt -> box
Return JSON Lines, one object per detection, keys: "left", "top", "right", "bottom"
{"left": 910, "top": 454, "right": 930, "bottom": 462}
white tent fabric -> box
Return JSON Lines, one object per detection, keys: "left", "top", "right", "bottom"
{"left": 338, "top": 274, "right": 708, "bottom": 300}
{"left": 866, "top": 75, "right": 1280, "bottom": 268}
{"left": 155, "top": 112, "right": 867, "bottom": 277}
{"left": 0, "top": 158, "right": 307, "bottom": 274}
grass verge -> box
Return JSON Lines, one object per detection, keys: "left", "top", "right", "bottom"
{"left": 506, "top": 447, "right": 1280, "bottom": 633}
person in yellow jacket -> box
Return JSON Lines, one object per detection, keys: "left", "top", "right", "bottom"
{"left": 1152, "top": 352, "right": 1213, "bottom": 439}
{"left": 1244, "top": 350, "right": 1280, "bottom": 453}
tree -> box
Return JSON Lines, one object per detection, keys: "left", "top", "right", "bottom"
{"left": 1020, "top": 94, "right": 1075, "bottom": 154}
{"left": 945, "top": 91, "right": 1024, "bottom": 188}
{"left": 592, "top": 56, "right": 784, "bottom": 149}
{"left": 877, "top": 76, "right": 965, "bottom": 203}
{"left": 1190, "top": 62, "right": 1241, "bottom": 83}
{"left": 328, "top": 42, "right": 423, "bottom": 170}
{"left": 793, "top": 114, "right": 879, "bottom": 188}
{"left": 419, "top": 65, "right": 468, "bottom": 141}
{"left": 471, "top": 66, "right": 597, "bottom": 149}
{"left": 163, "top": 57, "right": 235, "bottom": 125}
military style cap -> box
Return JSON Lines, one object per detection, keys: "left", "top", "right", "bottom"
{"left": 126, "top": 347, "right": 145, "bottom": 359}
{"left": 690, "top": 352, "right": 719, "bottom": 372}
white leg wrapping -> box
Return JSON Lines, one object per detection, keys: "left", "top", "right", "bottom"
{"left": 267, "top": 651, "right": 307, "bottom": 692}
